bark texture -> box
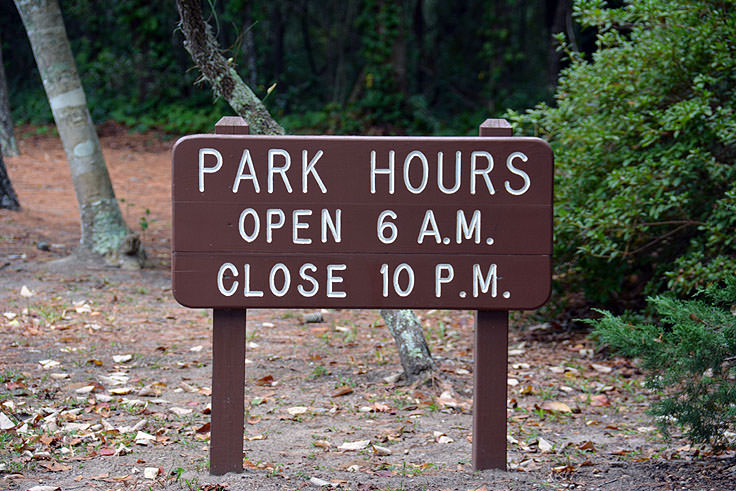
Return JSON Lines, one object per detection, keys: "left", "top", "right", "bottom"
{"left": 0, "top": 151, "right": 19, "bottom": 210}
{"left": 15, "top": 0, "right": 142, "bottom": 267}
{"left": 380, "top": 309, "right": 435, "bottom": 381}
{"left": 176, "top": 0, "right": 284, "bottom": 135}
{"left": 0, "top": 38, "right": 18, "bottom": 157}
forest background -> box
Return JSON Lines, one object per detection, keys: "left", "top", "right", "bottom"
{"left": 1, "top": 0, "right": 575, "bottom": 136}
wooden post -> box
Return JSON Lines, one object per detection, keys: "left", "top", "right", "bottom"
{"left": 473, "top": 310, "right": 508, "bottom": 470}
{"left": 473, "top": 118, "right": 513, "bottom": 471}
{"left": 210, "top": 309, "right": 246, "bottom": 474}
{"left": 210, "top": 117, "right": 249, "bottom": 475}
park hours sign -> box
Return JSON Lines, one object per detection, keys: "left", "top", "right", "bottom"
{"left": 171, "top": 126, "right": 552, "bottom": 310}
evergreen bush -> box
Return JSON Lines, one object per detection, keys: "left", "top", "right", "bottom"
{"left": 590, "top": 277, "right": 736, "bottom": 448}
{"left": 509, "top": 0, "right": 736, "bottom": 308}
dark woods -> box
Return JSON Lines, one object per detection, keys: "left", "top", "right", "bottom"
{"left": 1, "top": 0, "right": 576, "bottom": 134}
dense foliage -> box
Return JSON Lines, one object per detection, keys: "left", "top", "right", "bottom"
{"left": 590, "top": 277, "right": 736, "bottom": 448}
{"left": 510, "top": 0, "right": 736, "bottom": 308}
{"left": 1, "top": 1, "right": 569, "bottom": 135}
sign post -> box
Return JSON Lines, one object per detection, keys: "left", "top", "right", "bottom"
{"left": 171, "top": 117, "right": 553, "bottom": 474}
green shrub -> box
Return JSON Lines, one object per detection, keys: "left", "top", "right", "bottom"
{"left": 590, "top": 276, "right": 736, "bottom": 448}
{"left": 509, "top": 0, "right": 736, "bottom": 308}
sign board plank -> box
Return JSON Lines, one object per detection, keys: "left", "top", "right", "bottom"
{"left": 173, "top": 252, "right": 551, "bottom": 309}
{"left": 172, "top": 135, "right": 553, "bottom": 310}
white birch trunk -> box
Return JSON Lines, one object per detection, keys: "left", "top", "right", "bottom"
{"left": 15, "top": 0, "right": 142, "bottom": 266}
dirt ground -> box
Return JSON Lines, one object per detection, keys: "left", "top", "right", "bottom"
{"left": 1, "top": 127, "right": 735, "bottom": 490}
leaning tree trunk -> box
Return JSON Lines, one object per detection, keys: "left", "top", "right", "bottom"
{"left": 0, "top": 151, "right": 20, "bottom": 210}
{"left": 176, "top": 0, "right": 284, "bottom": 135}
{"left": 15, "top": 0, "right": 143, "bottom": 267}
{"left": 380, "top": 309, "right": 435, "bottom": 380}
{"left": 176, "top": 0, "right": 435, "bottom": 381}
{"left": 0, "top": 37, "right": 19, "bottom": 157}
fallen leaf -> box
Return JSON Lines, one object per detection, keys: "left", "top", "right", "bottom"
{"left": 112, "top": 354, "right": 133, "bottom": 363}
{"left": 287, "top": 406, "right": 309, "bottom": 416}
{"left": 591, "top": 363, "right": 613, "bottom": 374}
{"left": 40, "top": 461, "right": 72, "bottom": 472}
{"left": 538, "top": 437, "right": 554, "bottom": 453}
{"left": 590, "top": 394, "right": 610, "bottom": 407}
{"left": 437, "top": 391, "right": 458, "bottom": 408}
{"left": 312, "top": 440, "right": 331, "bottom": 448}
{"left": 196, "top": 422, "right": 211, "bottom": 433}
{"left": 0, "top": 412, "right": 15, "bottom": 430}
{"left": 338, "top": 439, "right": 370, "bottom": 451}
{"left": 309, "top": 477, "right": 332, "bottom": 487}
{"left": 38, "top": 359, "right": 61, "bottom": 369}
{"left": 73, "top": 301, "right": 92, "bottom": 314}
{"left": 109, "top": 387, "right": 133, "bottom": 395}
{"left": 169, "top": 407, "right": 193, "bottom": 416}
{"left": 540, "top": 401, "right": 572, "bottom": 413}
{"left": 578, "top": 441, "right": 596, "bottom": 452}
{"left": 255, "top": 375, "right": 275, "bottom": 386}
{"left": 332, "top": 386, "right": 353, "bottom": 397}
{"left": 134, "top": 431, "right": 156, "bottom": 445}
{"left": 372, "top": 444, "right": 392, "bottom": 456}
{"left": 245, "top": 434, "right": 266, "bottom": 441}
{"left": 143, "top": 467, "right": 159, "bottom": 479}
{"left": 247, "top": 415, "right": 261, "bottom": 425}
{"left": 99, "top": 447, "right": 115, "bottom": 456}
{"left": 20, "top": 285, "right": 35, "bottom": 297}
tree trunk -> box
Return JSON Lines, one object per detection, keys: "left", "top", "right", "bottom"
{"left": 176, "top": 0, "right": 284, "bottom": 135}
{"left": 0, "top": 37, "right": 19, "bottom": 157}
{"left": 14, "top": 0, "right": 142, "bottom": 267}
{"left": 0, "top": 150, "right": 20, "bottom": 210}
{"left": 176, "top": 0, "right": 435, "bottom": 381}
{"left": 380, "top": 309, "right": 435, "bottom": 381}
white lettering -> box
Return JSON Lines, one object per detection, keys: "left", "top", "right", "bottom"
{"left": 232, "top": 149, "right": 260, "bottom": 193}
{"left": 438, "top": 151, "right": 462, "bottom": 194}
{"left": 473, "top": 264, "right": 498, "bottom": 298}
{"left": 266, "top": 209, "right": 285, "bottom": 243}
{"left": 417, "top": 210, "right": 442, "bottom": 244}
{"left": 269, "top": 263, "right": 291, "bottom": 297}
{"left": 238, "top": 208, "right": 259, "bottom": 242}
{"left": 403, "top": 150, "right": 429, "bottom": 194}
{"left": 268, "top": 149, "right": 292, "bottom": 193}
{"left": 292, "top": 209, "right": 312, "bottom": 244}
{"left": 321, "top": 209, "right": 342, "bottom": 243}
{"left": 198, "top": 148, "right": 222, "bottom": 192}
{"left": 243, "top": 264, "right": 264, "bottom": 297}
{"left": 394, "top": 263, "right": 415, "bottom": 297}
{"left": 302, "top": 150, "right": 327, "bottom": 193}
{"left": 457, "top": 210, "right": 481, "bottom": 244}
{"left": 217, "top": 262, "right": 238, "bottom": 296}
{"left": 470, "top": 151, "right": 495, "bottom": 195}
{"left": 435, "top": 264, "right": 454, "bottom": 297}
{"left": 298, "top": 263, "right": 319, "bottom": 297}
{"left": 377, "top": 210, "right": 398, "bottom": 244}
{"left": 505, "top": 152, "right": 531, "bottom": 195}
{"left": 326, "top": 264, "right": 347, "bottom": 298}
{"left": 370, "top": 150, "right": 395, "bottom": 194}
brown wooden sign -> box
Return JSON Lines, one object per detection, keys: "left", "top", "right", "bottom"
{"left": 172, "top": 134, "right": 552, "bottom": 310}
